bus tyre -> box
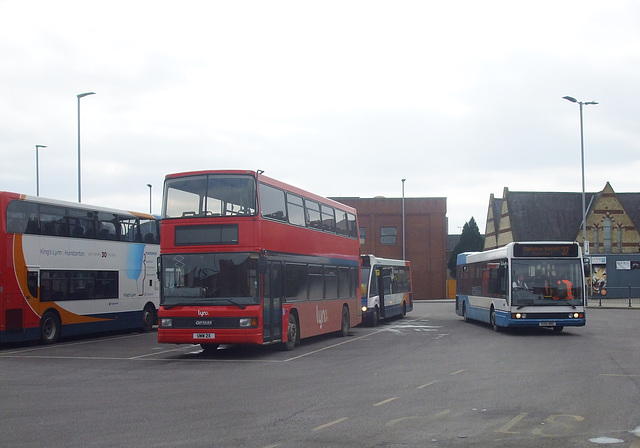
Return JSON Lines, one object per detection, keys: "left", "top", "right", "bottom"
{"left": 490, "top": 307, "right": 501, "bottom": 332}
{"left": 40, "top": 311, "right": 61, "bottom": 345}
{"left": 339, "top": 306, "right": 350, "bottom": 337}
{"left": 141, "top": 304, "right": 155, "bottom": 333}
{"left": 370, "top": 307, "right": 380, "bottom": 327}
{"left": 553, "top": 326, "right": 564, "bottom": 333}
{"left": 284, "top": 313, "right": 298, "bottom": 351}
{"left": 462, "top": 303, "right": 469, "bottom": 323}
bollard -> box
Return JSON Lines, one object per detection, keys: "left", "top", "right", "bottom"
{"left": 629, "top": 284, "right": 632, "bottom": 308}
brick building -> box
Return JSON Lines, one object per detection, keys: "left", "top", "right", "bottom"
{"left": 332, "top": 197, "right": 447, "bottom": 300}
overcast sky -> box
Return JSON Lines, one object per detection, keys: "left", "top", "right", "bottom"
{"left": 2, "top": 0, "right": 639, "bottom": 234}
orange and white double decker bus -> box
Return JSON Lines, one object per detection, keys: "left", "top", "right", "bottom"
{"left": 0, "top": 192, "right": 160, "bottom": 345}
{"left": 157, "top": 170, "right": 361, "bottom": 353}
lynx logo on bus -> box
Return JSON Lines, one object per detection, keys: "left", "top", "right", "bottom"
{"left": 316, "top": 306, "right": 328, "bottom": 329}
{"left": 198, "top": 310, "right": 209, "bottom": 317}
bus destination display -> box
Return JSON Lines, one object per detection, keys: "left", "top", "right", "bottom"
{"left": 513, "top": 243, "right": 579, "bottom": 258}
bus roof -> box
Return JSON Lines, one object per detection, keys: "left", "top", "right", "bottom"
{"left": 457, "top": 241, "right": 582, "bottom": 265}
{"left": 0, "top": 191, "right": 156, "bottom": 220}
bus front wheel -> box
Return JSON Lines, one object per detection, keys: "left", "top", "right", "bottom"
{"left": 339, "top": 306, "right": 350, "bottom": 337}
{"left": 40, "top": 311, "right": 61, "bottom": 345}
{"left": 370, "top": 307, "right": 380, "bottom": 327}
{"left": 284, "top": 313, "right": 299, "bottom": 351}
{"left": 490, "top": 307, "right": 501, "bottom": 332}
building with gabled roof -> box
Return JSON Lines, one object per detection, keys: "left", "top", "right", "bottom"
{"left": 485, "top": 182, "right": 640, "bottom": 254}
{"left": 484, "top": 182, "right": 640, "bottom": 299}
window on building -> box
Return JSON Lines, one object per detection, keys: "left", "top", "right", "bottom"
{"left": 359, "top": 227, "right": 366, "bottom": 245}
{"left": 380, "top": 226, "right": 397, "bottom": 245}
{"left": 603, "top": 216, "right": 612, "bottom": 253}
{"left": 617, "top": 225, "right": 623, "bottom": 253}
{"left": 593, "top": 226, "right": 599, "bottom": 254}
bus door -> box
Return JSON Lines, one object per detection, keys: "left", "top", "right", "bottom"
{"left": 263, "top": 262, "right": 283, "bottom": 343}
{"left": 377, "top": 267, "right": 392, "bottom": 319}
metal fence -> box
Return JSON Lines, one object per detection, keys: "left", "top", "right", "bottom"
{"left": 589, "top": 285, "right": 640, "bottom": 307}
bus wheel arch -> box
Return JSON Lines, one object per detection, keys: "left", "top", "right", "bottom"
{"left": 462, "top": 302, "right": 469, "bottom": 322}
{"left": 141, "top": 302, "right": 156, "bottom": 333}
{"left": 283, "top": 310, "right": 299, "bottom": 351}
{"left": 40, "top": 309, "right": 62, "bottom": 344}
{"left": 339, "top": 305, "right": 350, "bottom": 337}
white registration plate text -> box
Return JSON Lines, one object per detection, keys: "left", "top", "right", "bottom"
{"left": 538, "top": 322, "right": 556, "bottom": 327}
{"left": 193, "top": 333, "right": 216, "bottom": 339}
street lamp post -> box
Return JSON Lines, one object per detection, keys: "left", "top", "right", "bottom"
{"left": 147, "top": 184, "right": 152, "bottom": 214}
{"left": 563, "top": 95, "right": 598, "bottom": 255}
{"left": 35, "top": 145, "right": 47, "bottom": 196}
{"left": 402, "top": 178, "right": 406, "bottom": 260}
{"left": 77, "top": 92, "right": 95, "bottom": 203}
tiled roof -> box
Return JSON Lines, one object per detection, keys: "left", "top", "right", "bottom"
{"left": 505, "top": 191, "right": 593, "bottom": 241}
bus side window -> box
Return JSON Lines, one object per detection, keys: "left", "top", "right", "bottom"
{"left": 27, "top": 271, "right": 38, "bottom": 298}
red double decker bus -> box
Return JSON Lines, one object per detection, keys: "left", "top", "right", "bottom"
{"left": 157, "top": 170, "right": 361, "bottom": 352}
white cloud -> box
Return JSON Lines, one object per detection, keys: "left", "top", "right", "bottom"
{"left": 1, "top": 0, "right": 639, "bottom": 234}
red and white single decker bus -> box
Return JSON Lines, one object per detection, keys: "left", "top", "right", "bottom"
{"left": 157, "top": 170, "right": 361, "bottom": 353}
{"left": 0, "top": 192, "right": 160, "bottom": 345}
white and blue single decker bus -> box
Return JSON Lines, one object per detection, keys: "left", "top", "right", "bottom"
{"left": 360, "top": 255, "right": 413, "bottom": 326}
{"left": 456, "top": 242, "right": 587, "bottom": 332}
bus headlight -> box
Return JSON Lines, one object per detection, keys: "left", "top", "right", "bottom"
{"left": 239, "top": 317, "right": 258, "bottom": 328}
{"left": 361, "top": 306, "right": 368, "bottom": 312}
{"left": 571, "top": 312, "right": 582, "bottom": 318}
{"left": 161, "top": 318, "right": 172, "bottom": 327}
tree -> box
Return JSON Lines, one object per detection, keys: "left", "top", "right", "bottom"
{"left": 448, "top": 217, "right": 485, "bottom": 279}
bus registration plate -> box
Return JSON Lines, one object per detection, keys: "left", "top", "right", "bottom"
{"left": 538, "top": 322, "right": 556, "bottom": 327}
{"left": 193, "top": 333, "right": 215, "bottom": 339}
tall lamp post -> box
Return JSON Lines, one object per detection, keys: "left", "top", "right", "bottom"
{"left": 402, "top": 178, "right": 406, "bottom": 260}
{"left": 77, "top": 92, "right": 95, "bottom": 203}
{"left": 147, "top": 183, "right": 152, "bottom": 214}
{"left": 35, "top": 145, "right": 47, "bottom": 196}
{"left": 563, "top": 95, "right": 598, "bottom": 255}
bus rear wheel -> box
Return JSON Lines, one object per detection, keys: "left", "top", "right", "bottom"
{"left": 40, "top": 311, "right": 61, "bottom": 345}
{"left": 141, "top": 304, "right": 155, "bottom": 332}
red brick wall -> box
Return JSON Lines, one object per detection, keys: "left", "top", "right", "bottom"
{"left": 333, "top": 197, "right": 447, "bottom": 300}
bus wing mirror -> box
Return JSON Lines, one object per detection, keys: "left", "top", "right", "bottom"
{"left": 259, "top": 254, "right": 267, "bottom": 274}
{"left": 583, "top": 258, "right": 591, "bottom": 278}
